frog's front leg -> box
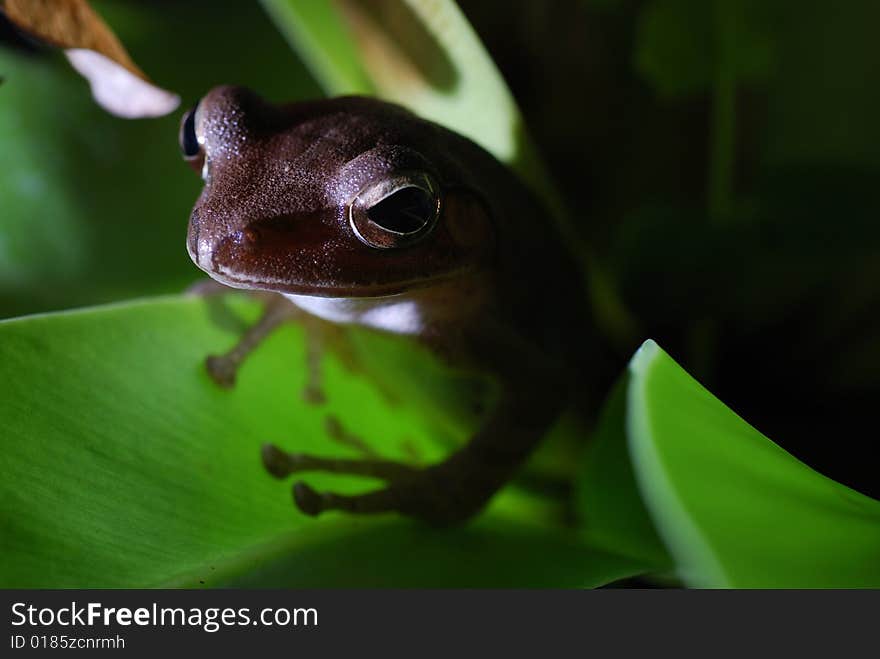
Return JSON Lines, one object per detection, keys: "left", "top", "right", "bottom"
{"left": 263, "top": 367, "right": 567, "bottom": 525}
{"left": 200, "top": 295, "right": 329, "bottom": 408}
{"left": 205, "top": 294, "right": 301, "bottom": 388}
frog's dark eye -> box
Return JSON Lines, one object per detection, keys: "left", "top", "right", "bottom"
{"left": 179, "top": 101, "right": 205, "bottom": 175}
{"left": 349, "top": 172, "right": 441, "bottom": 249}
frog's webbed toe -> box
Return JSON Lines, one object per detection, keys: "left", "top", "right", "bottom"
{"left": 292, "top": 482, "right": 409, "bottom": 518}
{"left": 260, "top": 443, "right": 431, "bottom": 519}
{"left": 205, "top": 353, "right": 240, "bottom": 388}
{"left": 261, "top": 443, "right": 418, "bottom": 481}
{"left": 261, "top": 442, "right": 495, "bottom": 526}
{"left": 289, "top": 479, "right": 487, "bottom": 526}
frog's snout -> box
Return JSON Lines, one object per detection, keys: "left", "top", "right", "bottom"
{"left": 186, "top": 209, "right": 212, "bottom": 272}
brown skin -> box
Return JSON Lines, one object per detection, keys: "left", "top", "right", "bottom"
{"left": 182, "top": 86, "right": 591, "bottom": 524}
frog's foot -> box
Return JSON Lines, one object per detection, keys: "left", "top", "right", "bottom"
{"left": 262, "top": 444, "right": 417, "bottom": 481}
{"left": 261, "top": 443, "right": 490, "bottom": 526}
{"left": 204, "top": 295, "right": 331, "bottom": 404}
{"left": 206, "top": 297, "right": 299, "bottom": 388}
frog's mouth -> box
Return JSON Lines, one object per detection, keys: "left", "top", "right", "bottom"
{"left": 187, "top": 209, "right": 476, "bottom": 299}
{"left": 200, "top": 255, "right": 473, "bottom": 299}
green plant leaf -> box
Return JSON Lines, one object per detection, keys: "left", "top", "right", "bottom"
{"left": 200, "top": 517, "right": 642, "bottom": 589}
{"left": 261, "top": 0, "right": 527, "bottom": 174}
{"left": 0, "top": 296, "right": 645, "bottom": 587}
{"left": 626, "top": 339, "right": 880, "bottom": 588}
{"left": 257, "top": 0, "right": 374, "bottom": 95}
{"left": 576, "top": 377, "right": 672, "bottom": 571}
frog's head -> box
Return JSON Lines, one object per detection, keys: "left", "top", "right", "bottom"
{"left": 181, "top": 86, "right": 494, "bottom": 297}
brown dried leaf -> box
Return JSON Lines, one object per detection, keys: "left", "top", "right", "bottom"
{"left": 1, "top": 0, "right": 179, "bottom": 117}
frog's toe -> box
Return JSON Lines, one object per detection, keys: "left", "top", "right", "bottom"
{"left": 301, "top": 385, "right": 326, "bottom": 405}
{"left": 292, "top": 482, "right": 324, "bottom": 516}
{"left": 260, "top": 443, "right": 418, "bottom": 481}
{"left": 205, "top": 354, "right": 237, "bottom": 388}
{"left": 291, "top": 481, "right": 403, "bottom": 518}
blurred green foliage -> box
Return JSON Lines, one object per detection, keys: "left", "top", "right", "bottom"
{"left": 634, "top": 0, "right": 776, "bottom": 98}
{"left": 0, "top": 1, "right": 319, "bottom": 318}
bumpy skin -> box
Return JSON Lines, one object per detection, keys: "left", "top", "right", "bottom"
{"left": 184, "top": 86, "right": 591, "bottom": 524}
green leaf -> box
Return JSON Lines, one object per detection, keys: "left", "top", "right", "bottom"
{"left": 576, "top": 377, "right": 672, "bottom": 570}
{"left": 257, "top": 0, "right": 374, "bottom": 95}
{"left": 202, "top": 518, "right": 642, "bottom": 589}
{"left": 626, "top": 340, "right": 880, "bottom": 588}
{"left": 261, "top": 0, "right": 527, "bottom": 173}
{"left": 0, "top": 296, "right": 645, "bottom": 587}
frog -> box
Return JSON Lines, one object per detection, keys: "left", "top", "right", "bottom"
{"left": 180, "top": 85, "right": 595, "bottom": 525}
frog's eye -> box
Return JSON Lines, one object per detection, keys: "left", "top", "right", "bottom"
{"left": 349, "top": 172, "right": 441, "bottom": 249}
{"left": 179, "top": 102, "right": 205, "bottom": 175}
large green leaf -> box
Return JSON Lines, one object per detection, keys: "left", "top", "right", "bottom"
{"left": 0, "top": 296, "right": 645, "bottom": 587}
{"left": 576, "top": 377, "right": 672, "bottom": 571}
{"left": 626, "top": 340, "right": 880, "bottom": 588}
{"left": 261, "top": 0, "right": 528, "bottom": 174}
{"left": 257, "top": 0, "right": 374, "bottom": 95}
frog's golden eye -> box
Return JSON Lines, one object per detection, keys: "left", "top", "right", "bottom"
{"left": 179, "top": 101, "right": 205, "bottom": 175}
{"left": 349, "top": 172, "right": 441, "bottom": 249}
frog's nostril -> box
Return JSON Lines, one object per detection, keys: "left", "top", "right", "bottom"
{"left": 231, "top": 227, "right": 260, "bottom": 247}
{"left": 242, "top": 227, "right": 260, "bottom": 244}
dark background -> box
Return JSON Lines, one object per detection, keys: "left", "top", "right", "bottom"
{"left": 464, "top": 0, "right": 880, "bottom": 499}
